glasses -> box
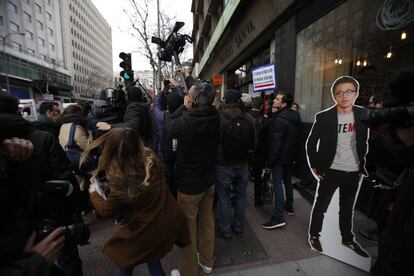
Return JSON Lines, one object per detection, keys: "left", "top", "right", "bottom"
{"left": 334, "top": 89, "right": 356, "bottom": 97}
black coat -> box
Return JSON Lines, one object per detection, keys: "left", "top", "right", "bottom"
{"left": 267, "top": 107, "right": 302, "bottom": 167}
{"left": 113, "top": 102, "right": 154, "bottom": 148}
{"left": 306, "top": 105, "right": 369, "bottom": 175}
{"left": 166, "top": 105, "right": 220, "bottom": 195}
{"left": 32, "top": 114, "right": 60, "bottom": 139}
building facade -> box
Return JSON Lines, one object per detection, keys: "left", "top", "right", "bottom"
{"left": 192, "top": 0, "right": 414, "bottom": 122}
{"left": 0, "top": 0, "right": 113, "bottom": 101}
{"left": 1, "top": 0, "right": 72, "bottom": 100}
{"left": 63, "top": 0, "right": 113, "bottom": 100}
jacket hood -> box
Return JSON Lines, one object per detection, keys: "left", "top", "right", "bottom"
{"left": 277, "top": 107, "right": 301, "bottom": 125}
{"left": 60, "top": 113, "right": 87, "bottom": 126}
{"left": 183, "top": 106, "right": 219, "bottom": 136}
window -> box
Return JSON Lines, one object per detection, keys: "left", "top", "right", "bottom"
{"left": 0, "top": 16, "right": 3, "bottom": 26}
{"left": 49, "top": 43, "right": 54, "bottom": 51}
{"left": 38, "top": 37, "right": 45, "bottom": 46}
{"left": 37, "top": 20, "right": 43, "bottom": 30}
{"left": 11, "top": 42, "right": 22, "bottom": 52}
{"left": 48, "top": 28, "right": 53, "bottom": 36}
{"left": 27, "top": 48, "right": 35, "bottom": 56}
{"left": 39, "top": 53, "right": 47, "bottom": 61}
{"left": 25, "top": 0, "right": 30, "bottom": 4}
{"left": 25, "top": 30, "right": 33, "bottom": 40}
{"left": 47, "top": 0, "right": 51, "bottom": 5}
{"left": 51, "top": 58, "right": 55, "bottom": 65}
{"left": 35, "top": 3, "right": 41, "bottom": 13}
{"left": 23, "top": 12, "right": 32, "bottom": 22}
{"left": 47, "top": 12, "right": 52, "bottom": 21}
{"left": 0, "top": 36, "right": 4, "bottom": 44}
{"left": 7, "top": 1, "right": 17, "bottom": 13}
{"left": 10, "top": 21, "right": 20, "bottom": 33}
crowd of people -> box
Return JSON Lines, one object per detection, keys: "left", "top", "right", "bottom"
{"left": 1, "top": 68, "right": 412, "bottom": 276}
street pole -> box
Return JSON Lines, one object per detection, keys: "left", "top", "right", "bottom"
{"left": 157, "top": 0, "right": 161, "bottom": 90}
{"left": 2, "top": 32, "right": 25, "bottom": 94}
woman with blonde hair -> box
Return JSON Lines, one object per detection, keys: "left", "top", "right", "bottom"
{"left": 82, "top": 128, "right": 189, "bottom": 276}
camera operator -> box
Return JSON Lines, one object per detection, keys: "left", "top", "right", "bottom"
{"left": 96, "top": 85, "right": 154, "bottom": 148}
{"left": 88, "top": 88, "right": 124, "bottom": 139}
{"left": 0, "top": 114, "right": 65, "bottom": 276}
{"left": 365, "top": 71, "right": 414, "bottom": 276}
{"left": 0, "top": 94, "right": 86, "bottom": 276}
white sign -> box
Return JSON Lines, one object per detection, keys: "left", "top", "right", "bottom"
{"left": 252, "top": 63, "right": 276, "bottom": 92}
{"left": 43, "top": 93, "right": 54, "bottom": 101}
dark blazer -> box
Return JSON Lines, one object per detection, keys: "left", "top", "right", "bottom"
{"left": 306, "top": 105, "right": 369, "bottom": 175}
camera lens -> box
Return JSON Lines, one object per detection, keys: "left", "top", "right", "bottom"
{"left": 64, "top": 223, "right": 90, "bottom": 246}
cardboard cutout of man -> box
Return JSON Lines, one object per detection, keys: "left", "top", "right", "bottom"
{"left": 306, "top": 76, "right": 370, "bottom": 260}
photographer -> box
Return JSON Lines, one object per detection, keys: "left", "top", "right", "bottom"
{"left": 366, "top": 71, "right": 414, "bottom": 276}
{"left": 0, "top": 114, "right": 65, "bottom": 276}
{"left": 0, "top": 94, "right": 85, "bottom": 276}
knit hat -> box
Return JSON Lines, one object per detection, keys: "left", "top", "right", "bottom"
{"left": 224, "top": 89, "right": 242, "bottom": 104}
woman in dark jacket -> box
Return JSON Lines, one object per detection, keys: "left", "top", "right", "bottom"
{"left": 82, "top": 128, "right": 190, "bottom": 276}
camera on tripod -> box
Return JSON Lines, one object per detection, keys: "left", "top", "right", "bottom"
{"left": 34, "top": 180, "right": 90, "bottom": 246}
{"left": 151, "top": 21, "right": 192, "bottom": 62}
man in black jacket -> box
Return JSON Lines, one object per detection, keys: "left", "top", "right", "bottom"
{"left": 97, "top": 86, "right": 154, "bottom": 148}
{"left": 262, "top": 91, "right": 302, "bottom": 229}
{"left": 306, "top": 76, "right": 369, "bottom": 258}
{"left": 32, "top": 101, "right": 61, "bottom": 139}
{"left": 166, "top": 81, "right": 219, "bottom": 276}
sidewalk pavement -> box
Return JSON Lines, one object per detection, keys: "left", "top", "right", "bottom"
{"left": 80, "top": 181, "right": 377, "bottom": 275}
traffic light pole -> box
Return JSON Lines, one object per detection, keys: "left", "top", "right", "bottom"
{"left": 173, "top": 51, "right": 188, "bottom": 93}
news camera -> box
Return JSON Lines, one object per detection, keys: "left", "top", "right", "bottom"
{"left": 151, "top": 21, "right": 192, "bottom": 63}
{"left": 34, "top": 180, "right": 90, "bottom": 246}
{"left": 362, "top": 102, "right": 414, "bottom": 128}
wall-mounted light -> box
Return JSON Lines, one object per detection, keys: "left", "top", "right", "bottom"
{"left": 401, "top": 31, "right": 407, "bottom": 40}
{"left": 338, "top": 58, "right": 343, "bottom": 64}
{"left": 334, "top": 58, "right": 338, "bottom": 64}
{"left": 356, "top": 60, "right": 361, "bottom": 66}
{"left": 386, "top": 47, "right": 392, "bottom": 59}
{"left": 363, "top": 59, "right": 367, "bottom": 66}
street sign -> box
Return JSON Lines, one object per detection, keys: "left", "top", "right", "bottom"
{"left": 252, "top": 63, "right": 276, "bottom": 92}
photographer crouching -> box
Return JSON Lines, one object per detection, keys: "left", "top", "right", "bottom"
{"left": 0, "top": 93, "right": 89, "bottom": 276}
{"left": 361, "top": 72, "right": 414, "bottom": 276}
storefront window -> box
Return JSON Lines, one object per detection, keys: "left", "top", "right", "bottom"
{"left": 294, "top": 0, "right": 414, "bottom": 122}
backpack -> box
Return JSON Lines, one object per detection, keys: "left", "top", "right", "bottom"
{"left": 65, "top": 123, "right": 98, "bottom": 176}
{"left": 221, "top": 111, "right": 255, "bottom": 162}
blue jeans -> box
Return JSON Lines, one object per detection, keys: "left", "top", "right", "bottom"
{"left": 272, "top": 164, "right": 293, "bottom": 222}
{"left": 118, "top": 261, "right": 165, "bottom": 276}
{"left": 215, "top": 164, "right": 249, "bottom": 236}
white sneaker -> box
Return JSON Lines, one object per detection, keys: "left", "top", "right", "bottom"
{"left": 197, "top": 252, "right": 213, "bottom": 274}
{"left": 170, "top": 269, "right": 180, "bottom": 276}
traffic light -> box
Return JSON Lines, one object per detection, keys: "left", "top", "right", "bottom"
{"left": 119, "top": 52, "right": 134, "bottom": 82}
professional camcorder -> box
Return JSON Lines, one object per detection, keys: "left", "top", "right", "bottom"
{"left": 362, "top": 102, "right": 414, "bottom": 128}
{"left": 34, "top": 180, "right": 90, "bottom": 245}
{"left": 151, "top": 22, "right": 192, "bottom": 62}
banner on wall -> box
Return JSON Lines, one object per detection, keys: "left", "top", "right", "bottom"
{"left": 252, "top": 63, "right": 276, "bottom": 92}
{"left": 306, "top": 76, "right": 371, "bottom": 272}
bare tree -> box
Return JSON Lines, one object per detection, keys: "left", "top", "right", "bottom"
{"left": 122, "top": 0, "right": 180, "bottom": 87}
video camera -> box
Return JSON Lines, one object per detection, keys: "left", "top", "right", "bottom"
{"left": 34, "top": 180, "right": 90, "bottom": 246}
{"left": 151, "top": 22, "right": 192, "bottom": 62}
{"left": 362, "top": 102, "right": 414, "bottom": 128}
